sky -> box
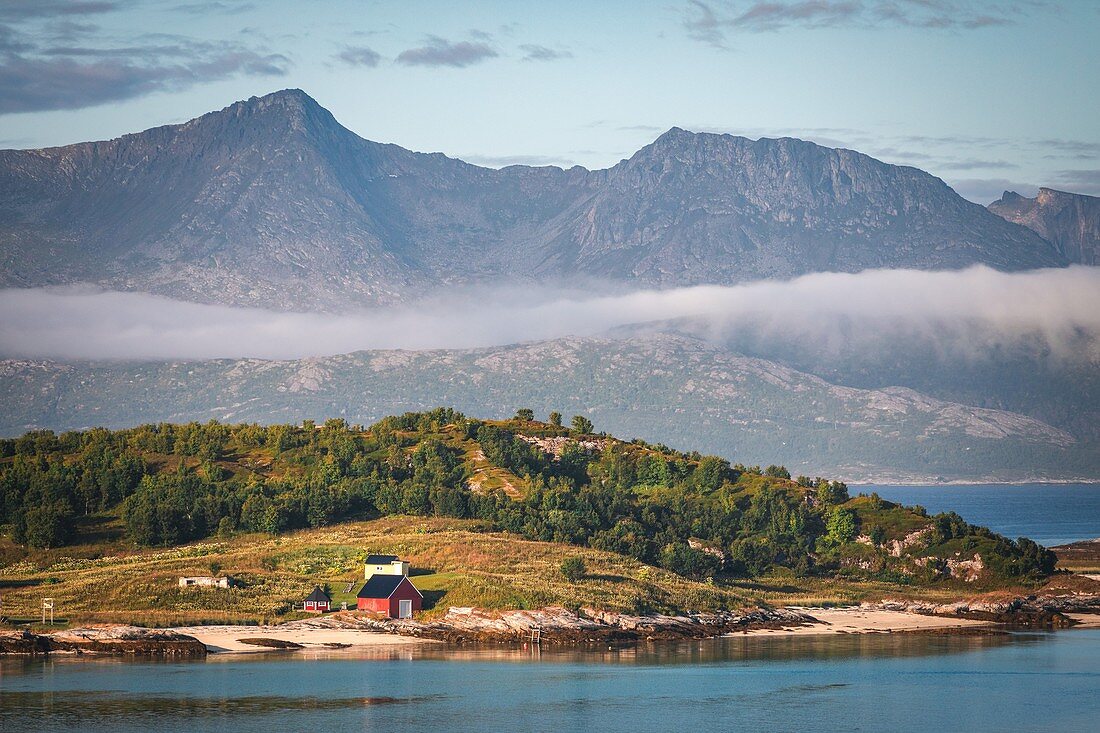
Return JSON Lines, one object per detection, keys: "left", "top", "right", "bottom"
{"left": 0, "top": 0, "right": 1098, "bottom": 203}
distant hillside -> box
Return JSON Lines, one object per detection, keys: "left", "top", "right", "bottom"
{"left": 2, "top": 335, "right": 1092, "bottom": 482}
{"left": 0, "top": 89, "right": 1065, "bottom": 310}
{"left": 989, "top": 188, "right": 1100, "bottom": 266}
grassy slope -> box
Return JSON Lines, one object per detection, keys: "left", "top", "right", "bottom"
{"left": 0, "top": 512, "right": 1044, "bottom": 629}
{"left": 0, "top": 516, "right": 748, "bottom": 626}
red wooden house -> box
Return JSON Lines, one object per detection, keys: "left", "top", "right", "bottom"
{"left": 357, "top": 574, "right": 422, "bottom": 618}
{"left": 304, "top": 586, "right": 331, "bottom": 612}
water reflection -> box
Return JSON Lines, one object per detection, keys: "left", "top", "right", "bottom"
{"left": 220, "top": 630, "right": 1029, "bottom": 665}
{"left": 0, "top": 631, "right": 1095, "bottom": 733}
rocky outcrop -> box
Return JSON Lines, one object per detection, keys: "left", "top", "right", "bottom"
{"left": 887, "top": 528, "right": 932, "bottom": 558}
{"left": 0, "top": 625, "right": 207, "bottom": 656}
{"left": 281, "top": 605, "right": 813, "bottom": 645}
{"left": 516, "top": 434, "right": 610, "bottom": 458}
{"left": 871, "top": 585, "right": 1100, "bottom": 629}
{"left": 914, "top": 553, "right": 986, "bottom": 582}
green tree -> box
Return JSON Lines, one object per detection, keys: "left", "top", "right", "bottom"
{"left": 816, "top": 480, "right": 849, "bottom": 506}
{"left": 570, "top": 415, "right": 594, "bottom": 435}
{"left": 514, "top": 408, "right": 535, "bottom": 421}
{"left": 869, "top": 525, "right": 887, "bottom": 546}
{"left": 764, "top": 465, "right": 791, "bottom": 480}
{"left": 22, "top": 499, "right": 75, "bottom": 549}
{"left": 825, "top": 507, "right": 857, "bottom": 545}
{"left": 548, "top": 411, "right": 562, "bottom": 427}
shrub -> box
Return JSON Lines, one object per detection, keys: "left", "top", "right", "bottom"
{"left": 560, "top": 556, "right": 586, "bottom": 581}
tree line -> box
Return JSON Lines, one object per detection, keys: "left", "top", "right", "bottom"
{"left": 0, "top": 409, "right": 1055, "bottom": 580}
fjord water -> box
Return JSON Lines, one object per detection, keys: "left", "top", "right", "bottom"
{"left": 3, "top": 632, "right": 1099, "bottom": 733}
{"left": 866, "top": 483, "right": 1100, "bottom": 546}
{"left": 3, "top": 485, "right": 1098, "bottom": 731}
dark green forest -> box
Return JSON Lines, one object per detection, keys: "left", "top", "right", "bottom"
{"left": 0, "top": 409, "right": 1056, "bottom": 583}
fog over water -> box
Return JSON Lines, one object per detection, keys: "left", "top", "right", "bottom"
{"left": 1, "top": 266, "right": 1099, "bottom": 362}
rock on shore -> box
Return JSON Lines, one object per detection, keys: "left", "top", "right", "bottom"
{"left": 0, "top": 625, "right": 207, "bottom": 656}
{"left": 283, "top": 605, "right": 813, "bottom": 644}
{"left": 870, "top": 585, "right": 1100, "bottom": 629}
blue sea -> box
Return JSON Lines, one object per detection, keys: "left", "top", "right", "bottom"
{"left": 2, "top": 632, "right": 1098, "bottom": 733}
{"left": 865, "top": 483, "right": 1100, "bottom": 546}
{"left": 2, "top": 483, "right": 1099, "bottom": 732}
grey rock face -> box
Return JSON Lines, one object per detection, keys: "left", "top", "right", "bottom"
{"left": 989, "top": 188, "right": 1100, "bottom": 265}
{"left": 0, "top": 90, "right": 1066, "bottom": 310}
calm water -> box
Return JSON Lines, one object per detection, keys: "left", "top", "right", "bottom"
{"left": 864, "top": 483, "right": 1100, "bottom": 546}
{"left": 3, "top": 484, "right": 1099, "bottom": 730}
{"left": 2, "top": 631, "right": 1099, "bottom": 733}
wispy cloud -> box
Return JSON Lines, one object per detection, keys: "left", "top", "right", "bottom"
{"left": 0, "top": 5, "right": 288, "bottom": 113}
{"left": 519, "top": 43, "right": 572, "bottom": 61}
{"left": 1053, "top": 169, "right": 1100, "bottom": 196}
{"left": 396, "top": 36, "right": 497, "bottom": 67}
{"left": 2, "top": 267, "right": 1098, "bottom": 362}
{"left": 459, "top": 152, "right": 578, "bottom": 168}
{"left": 335, "top": 45, "right": 381, "bottom": 67}
{"left": 0, "top": 1, "right": 119, "bottom": 22}
{"left": 935, "top": 158, "right": 1019, "bottom": 171}
{"left": 683, "top": 0, "right": 1024, "bottom": 46}
{"left": 171, "top": 2, "right": 255, "bottom": 15}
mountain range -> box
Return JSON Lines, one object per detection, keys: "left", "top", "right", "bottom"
{"left": 1, "top": 89, "right": 1098, "bottom": 481}
{"left": 0, "top": 88, "right": 1083, "bottom": 311}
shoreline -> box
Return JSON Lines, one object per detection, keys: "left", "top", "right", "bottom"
{"left": 174, "top": 608, "right": 1100, "bottom": 654}
{"left": 847, "top": 479, "right": 1100, "bottom": 487}
{"left": 5, "top": 607, "right": 1099, "bottom": 657}
{"left": 173, "top": 625, "right": 438, "bottom": 653}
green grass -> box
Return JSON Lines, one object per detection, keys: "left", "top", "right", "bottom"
{"left": 1, "top": 513, "right": 1059, "bottom": 630}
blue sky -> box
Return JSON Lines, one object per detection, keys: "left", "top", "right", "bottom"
{"left": 1, "top": 0, "right": 1098, "bottom": 202}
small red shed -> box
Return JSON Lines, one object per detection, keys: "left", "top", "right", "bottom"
{"left": 357, "top": 575, "right": 422, "bottom": 618}
{"left": 304, "top": 586, "right": 331, "bottom": 613}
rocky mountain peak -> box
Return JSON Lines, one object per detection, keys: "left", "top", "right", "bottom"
{"left": 177, "top": 87, "right": 341, "bottom": 144}
{"left": 989, "top": 187, "right": 1100, "bottom": 265}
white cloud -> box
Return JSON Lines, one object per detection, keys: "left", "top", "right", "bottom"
{"left": 1, "top": 266, "right": 1098, "bottom": 361}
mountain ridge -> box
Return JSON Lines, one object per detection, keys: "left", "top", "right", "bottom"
{"left": 0, "top": 89, "right": 1069, "bottom": 311}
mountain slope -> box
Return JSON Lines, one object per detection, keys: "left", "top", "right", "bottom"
{"left": 0, "top": 90, "right": 1066, "bottom": 310}
{"left": 540, "top": 128, "right": 1061, "bottom": 284}
{"left": 989, "top": 188, "right": 1100, "bottom": 265}
{"left": 1, "top": 335, "right": 1091, "bottom": 482}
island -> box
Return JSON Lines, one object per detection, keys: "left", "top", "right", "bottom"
{"left": 2, "top": 409, "right": 1097, "bottom": 654}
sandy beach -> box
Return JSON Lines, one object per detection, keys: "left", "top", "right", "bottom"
{"left": 172, "top": 625, "right": 437, "bottom": 653}
{"left": 169, "top": 608, "right": 1046, "bottom": 653}
{"left": 1065, "top": 613, "right": 1100, "bottom": 628}
{"left": 741, "top": 607, "right": 994, "bottom": 636}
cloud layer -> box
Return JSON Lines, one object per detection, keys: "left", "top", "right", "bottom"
{"left": 683, "top": 0, "right": 1026, "bottom": 47}
{"left": 1, "top": 266, "right": 1098, "bottom": 363}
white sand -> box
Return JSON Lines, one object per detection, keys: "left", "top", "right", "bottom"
{"left": 174, "top": 608, "right": 1002, "bottom": 653}
{"left": 1065, "top": 613, "right": 1100, "bottom": 628}
{"left": 739, "top": 607, "right": 992, "bottom": 636}
{"left": 172, "top": 625, "right": 436, "bottom": 653}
